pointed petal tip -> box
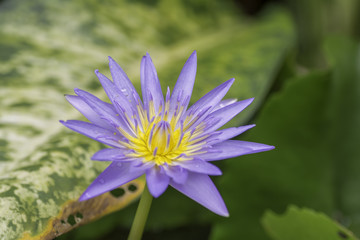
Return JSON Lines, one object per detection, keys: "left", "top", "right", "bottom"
{"left": 221, "top": 211, "right": 230, "bottom": 217}
{"left": 238, "top": 124, "right": 256, "bottom": 131}
{"left": 146, "top": 168, "right": 170, "bottom": 198}
{"left": 225, "top": 78, "right": 235, "bottom": 86}
{"left": 186, "top": 51, "right": 197, "bottom": 63}
{"left": 74, "top": 88, "right": 82, "bottom": 95}
{"left": 239, "top": 97, "right": 255, "bottom": 108}
{"left": 78, "top": 194, "right": 87, "bottom": 202}
{"left": 148, "top": 187, "right": 163, "bottom": 198}
{"left": 267, "top": 145, "right": 276, "bottom": 150}
{"left": 251, "top": 143, "right": 275, "bottom": 153}
{"left": 94, "top": 69, "right": 100, "bottom": 75}
{"left": 108, "top": 56, "right": 114, "bottom": 62}
{"left": 212, "top": 200, "right": 229, "bottom": 217}
{"left": 214, "top": 204, "right": 229, "bottom": 217}
{"left": 147, "top": 183, "right": 168, "bottom": 198}
{"left": 78, "top": 191, "right": 93, "bottom": 202}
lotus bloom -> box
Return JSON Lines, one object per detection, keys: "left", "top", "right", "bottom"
{"left": 61, "top": 51, "right": 274, "bottom": 216}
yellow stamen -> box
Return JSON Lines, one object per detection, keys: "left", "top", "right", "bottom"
{"left": 120, "top": 101, "right": 206, "bottom": 166}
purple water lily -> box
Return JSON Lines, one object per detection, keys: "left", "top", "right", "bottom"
{"left": 61, "top": 51, "right": 274, "bottom": 216}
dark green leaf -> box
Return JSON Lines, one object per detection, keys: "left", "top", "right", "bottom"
{"left": 211, "top": 36, "right": 360, "bottom": 239}
{"left": 211, "top": 71, "right": 333, "bottom": 239}
{"left": 324, "top": 36, "right": 360, "bottom": 234}
{"left": 262, "top": 205, "right": 358, "bottom": 240}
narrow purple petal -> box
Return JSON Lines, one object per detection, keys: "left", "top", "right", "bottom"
{"left": 207, "top": 124, "right": 256, "bottom": 145}
{"left": 175, "top": 158, "right": 222, "bottom": 176}
{"left": 65, "top": 95, "right": 114, "bottom": 130}
{"left": 187, "top": 78, "right": 234, "bottom": 115}
{"left": 60, "top": 120, "right": 123, "bottom": 148}
{"left": 95, "top": 70, "right": 134, "bottom": 115}
{"left": 212, "top": 98, "right": 237, "bottom": 112}
{"left": 108, "top": 56, "right": 140, "bottom": 104}
{"left": 163, "top": 165, "right": 188, "bottom": 184}
{"left": 146, "top": 167, "right": 170, "bottom": 198}
{"left": 79, "top": 162, "right": 145, "bottom": 201}
{"left": 91, "top": 148, "right": 134, "bottom": 161}
{"left": 170, "top": 173, "right": 229, "bottom": 217}
{"left": 196, "top": 140, "right": 275, "bottom": 161}
{"left": 75, "top": 88, "right": 134, "bottom": 135}
{"left": 203, "top": 98, "right": 254, "bottom": 133}
{"left": 170, "top": 51, "right": 197, "bottom": 113}
{"left": 140, "top": 53, "right": 164, "bottom": 113}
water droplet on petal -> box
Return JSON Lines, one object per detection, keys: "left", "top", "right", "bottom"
{"left": 99, "top": 178, "right": 105, "bottom": 184}
{"left": 121, "top": 88, "right": 128, "bottom": 96}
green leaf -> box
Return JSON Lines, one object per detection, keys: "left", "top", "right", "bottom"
{"left": 262, "top": 205, "right": 358, "bottom": 240}
{"left": 324, "top": 36, "right": 360, "bottom": 234}
{"left": 210, "top": 71, "right": 333, "bottom": 240}
{"left": 0, "top": 0, "right": 294, "bottom": 239}
{"left": 211, "top": 36, "right": 360, "bottom": 239}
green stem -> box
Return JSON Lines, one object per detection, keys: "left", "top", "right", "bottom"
{"left": 127, "top": 184, "right": 153, "bottom": 240}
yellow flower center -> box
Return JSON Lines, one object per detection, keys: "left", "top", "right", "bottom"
{"left": 116, "top": 100, "right": 206, "bottom": 165}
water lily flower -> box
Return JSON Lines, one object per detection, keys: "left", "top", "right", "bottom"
{"left": 61, "top": 51, "right": 274, "bottom": 217}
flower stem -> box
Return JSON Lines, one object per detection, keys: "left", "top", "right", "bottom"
{"left": 127, "top": 184, "right": 153, "bottom": 240}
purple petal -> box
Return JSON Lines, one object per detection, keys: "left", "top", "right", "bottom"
{"left": 65, "top": 95, "right": 114, "bottom": 130}
{"left": 140, "top": 53, "right": 164, "bottom": 113}
{"left": 175, "top": 158, "right": 222, "bottom": 176}
{"left": 95, "top": 70, "right": 134, "bottom": 115}
{"left": 146, "top": 167, "right": 170, "bottom": 198}
{"left": 212, "top": 98, "right": 237, "bottom": 112}
{"left": 196, "top": 140, "right": 275, "bottom": 161}
{"left": 74, "top": 88, "right": 133, "bottom": 135}
{"left": 130, "top": 161, "right": 155, "bottom": 172}
{"left": 187, "top": 78, "right": 234, "bottom": 115}
{"left": 170, "top": 51, "right": 197, "bottom": 113}
{"left": 170, "top": 173, "right": 229, "bottom": 217}
{"left": 108, "top": 56, "right": 140, "bottom": 104}
{"left": 163, "top": 165, "right": 188, "bottom": 184}
{"left": 60, "top": 120, "right": 124, "bottom": 148}
{"left": 183, "top": 79, "right": 235, "bottom": 131}
{"left": 79, "top": 162, "right": 145, "bottom": 201}
{"left": 203, "top": 98, "right": 254, "bottom": 133}
{"left": 91, "top": 148, "right": 134, "bottom": 161}
{"left": 207, "top": 124, "right": 256, "bottom": 145}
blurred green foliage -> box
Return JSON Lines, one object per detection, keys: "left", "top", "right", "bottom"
{"left": 262, "top": 205, "right": 358, "bottom": 240}
{"left": 0, "top": 0, "right": 360, "bottom": 239}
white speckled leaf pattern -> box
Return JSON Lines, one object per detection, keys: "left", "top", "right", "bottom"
{"left": 0, "top": 0, "right": 294, "bottom": 239}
